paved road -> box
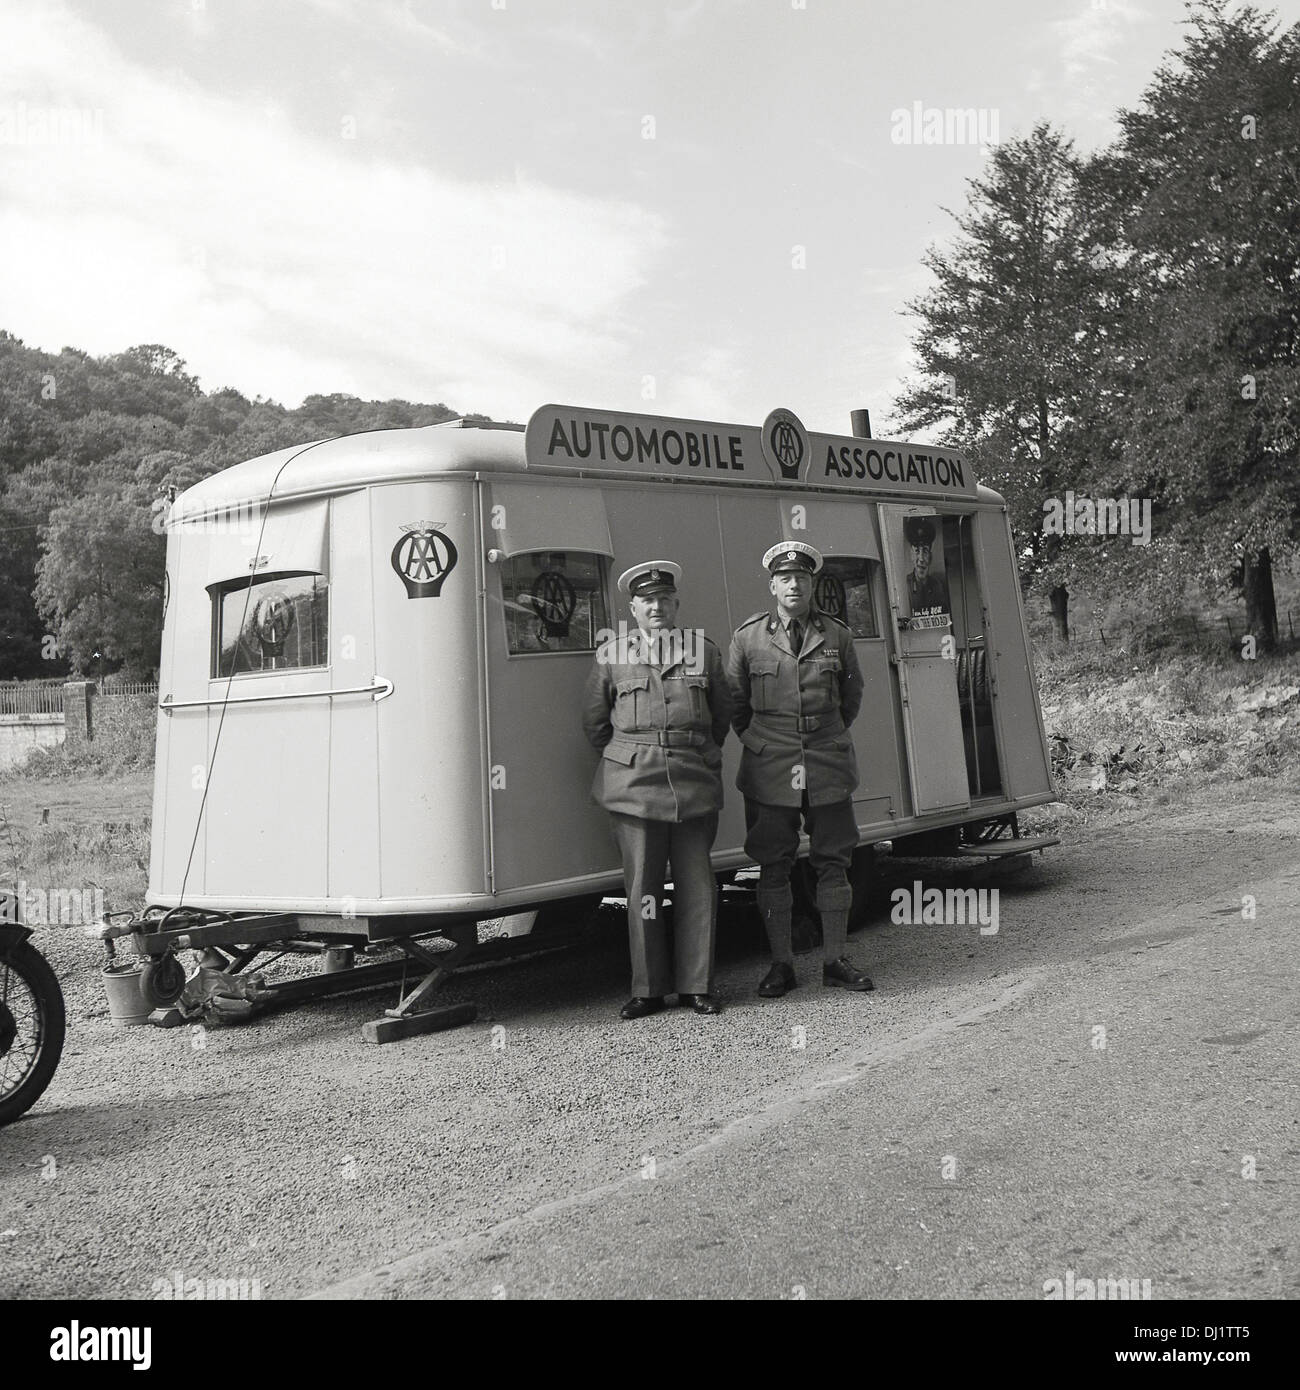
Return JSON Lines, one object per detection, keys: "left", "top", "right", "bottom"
{"left": 318, "top": 857, "right": 1299, "bottom": 1300}
{"left": 2, "top": 786, "right": 1297, "bottom": 1302}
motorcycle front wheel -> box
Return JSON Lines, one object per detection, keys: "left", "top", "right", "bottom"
{"left": 0, "top": 942, "right": 66, "bottom": 1125}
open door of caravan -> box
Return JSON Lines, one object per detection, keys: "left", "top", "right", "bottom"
{"left": 880, "top": 504, "right": 971, "bottom": 816}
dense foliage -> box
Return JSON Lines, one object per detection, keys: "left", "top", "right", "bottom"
{"left": 893, "top": 2, "right": 1300, "bottom": 647}
{"left": 0, "top": 335, "right": 481, "bottom": 677}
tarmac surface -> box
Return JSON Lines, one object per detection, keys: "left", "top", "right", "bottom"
{"left": 2, "top": 783, "right": 1297, "bottom": 1302}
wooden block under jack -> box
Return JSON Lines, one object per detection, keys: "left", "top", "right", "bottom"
{"left": 360, "top": 1001, "right": 478, "bottom": 1045}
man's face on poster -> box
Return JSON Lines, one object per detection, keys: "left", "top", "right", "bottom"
{"left": 910, "top": 541, "right": 932, "bottom": 580}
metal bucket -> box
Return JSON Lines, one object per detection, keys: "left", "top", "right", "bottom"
{"left": 101, "top": 962, "right": 151, "bottom": 1027}
{"left": 320, "top": 946, "right": 355, "bottom": 974}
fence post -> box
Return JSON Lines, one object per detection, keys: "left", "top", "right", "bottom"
{"left": 63, "top": 681, "right": 95, "bottom": 745}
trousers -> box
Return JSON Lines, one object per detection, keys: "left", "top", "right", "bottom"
{"left": 743, "top": 796, "right": 859, "bottom": 965}
{"left": 609, "top": 812, "right": 719, "bottom": 997}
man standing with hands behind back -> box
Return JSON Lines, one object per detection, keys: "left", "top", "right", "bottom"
{"left": 582, "top": 561, "right": 732, "bottom": 1020}
{"left": 728, "top": 542, "right": 874, "bottom": 998}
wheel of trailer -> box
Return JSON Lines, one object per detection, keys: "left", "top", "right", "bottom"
{"left": 140, "top": 951, "right": 188, "bottom": 1008}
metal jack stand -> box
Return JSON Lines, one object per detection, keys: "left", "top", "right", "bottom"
{"left": 360, "top": 930, "right": 478, "bottom": 1044}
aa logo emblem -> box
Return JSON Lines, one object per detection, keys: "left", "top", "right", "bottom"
{"left": 760, "top": 408, "right": 808, "bottom": 482}
{"left": 814, "top": 572, "right": 846, "bottom": 620}
{"left": 392, "top": 523, "right": 459, "bottom": 599}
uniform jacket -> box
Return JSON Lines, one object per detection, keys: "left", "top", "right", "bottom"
{"left": 727, "top": 608, "right": 863, "bottom": 807}
{"left": 907, "top": 570, "right": 950, "bottom": 612}
{"left": 582, "top": 631, "right": 732, "bottom": 822}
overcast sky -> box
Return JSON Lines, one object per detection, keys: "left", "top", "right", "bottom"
{"left": 1, "top": 0, "right": 1293, "bottom": 436}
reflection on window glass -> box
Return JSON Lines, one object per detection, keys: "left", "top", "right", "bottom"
{"left": 815, "top": 557, "right": 878, "bottom": 639}
{"left": 502, "top": 552, "right": 610, "bottom": 654}
{"left": 213, "top": 574, "right": 329, "bottom": 677}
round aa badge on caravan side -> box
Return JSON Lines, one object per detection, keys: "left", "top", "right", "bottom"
{"left": 759, "top": 407, "right": 809, "bottom": 483}
{"left": 391, "top": 521, "right": 459, "bottom": 598}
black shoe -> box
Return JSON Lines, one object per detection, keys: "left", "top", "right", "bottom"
{"left": 822, "top": 957, "right": 874, "bottom": 991}
{"left": 757, "top": 962, "right": 796, "bottom": 998}
{"left": 678, "top": 993, "right": 722, "bottom": 1015}
{"left": 620, "top": 996, "right": 666, "bottom": 1020}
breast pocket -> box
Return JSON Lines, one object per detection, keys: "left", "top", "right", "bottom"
{"left": 813, "top": 652, "right": 842, "bottom": 682}
{"left": 806, "top": 652, "right": 842, "bottom": 712}
{"left": 749, "top": 662, "right": 780, "bottom": 714}
{"left": 615, "top": 676, "right": 652, "bottom": 728}
{"left": 681, "top": 673, "right": 709, "bottom": 724}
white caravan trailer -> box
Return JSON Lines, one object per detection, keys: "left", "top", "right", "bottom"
{"left": 103, "top": 405, "right": 1056, "bottom": 1040}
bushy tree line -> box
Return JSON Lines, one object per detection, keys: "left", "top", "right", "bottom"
{"left": 893, "top": 1, "right": 1299, "bottom": 649}
{"left": 0, "top": 336, "right": 478, "bottom": 677}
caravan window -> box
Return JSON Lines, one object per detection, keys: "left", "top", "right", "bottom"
{"left": 212, "top": 573, "right": 329, "bottom": 677}
{"left": 816, "top": 557, "right": 880, "bottom": 639}
{"left": 501, "top": 552, "right": 611, "bottom": 655}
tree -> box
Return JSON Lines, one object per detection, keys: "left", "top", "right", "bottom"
{"left": 1106, "top": 1, "right": 1300, "bottom": 649}
{"left": 0, "top": 329, "right": 483, "bottom": 675}
{"left": 891, "top": 124, "right": 1126, "bottom": 639}
{"left": 33, "top": 480, "right": 165, "bottom": 678}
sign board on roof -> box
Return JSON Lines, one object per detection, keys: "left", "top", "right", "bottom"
{"left": 523, "top": 404, "right": 976, "bottom": 498}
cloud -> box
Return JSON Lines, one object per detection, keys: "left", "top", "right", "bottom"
{"left": 1052, "top": 0, "right": 1147, "bottom": 126}
{"left": 298, "top": 0, "right": 475, "bottom": 57}
{"left": 666, "top": 344, "right": 749, "bottom": 421}
{"left": 0, "top": 3, "right": 668, "bottom": 417}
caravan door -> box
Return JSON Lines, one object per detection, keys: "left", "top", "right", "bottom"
{"left": 880, "top": 504, "right": 970, "bottom": 815}
{"left": 480, "top": 480, "right": 619, "bottom": 895}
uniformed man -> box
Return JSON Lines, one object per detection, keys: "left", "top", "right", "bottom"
{"left": 903, "top": 515, "right": 950, "bottom": 613}
{"left": 582, "top": 561, "right": 732, "bottom": 1019}
{"left": 728, "top": 542, "right": 874, "bottom": 996}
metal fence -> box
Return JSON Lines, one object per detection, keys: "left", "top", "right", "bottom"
{"left": 97, "top": 679, "right": 159, "bottom": 699}
{"left": 0, "top": 678, "right": 160, "bottom": 715}
{"left": 0, "top": 679, "right": 65, "bottom": 716}
{"left": 1032, "top": 609, "right": 1297, "bottom": 652}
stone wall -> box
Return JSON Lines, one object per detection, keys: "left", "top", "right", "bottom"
{"left": 0, "top": 713, "right": 65, "bottom": 772}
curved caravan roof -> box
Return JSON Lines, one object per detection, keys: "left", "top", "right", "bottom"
{"left": 172, "top": 408, "right": 1007, "bottom": 518}
{"left": 174, "top": 421, "right": 529, "bottom": 516}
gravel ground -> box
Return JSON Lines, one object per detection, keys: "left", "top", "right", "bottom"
{"left": 1, "top": 777, "right": 1297, "bottom": 1299}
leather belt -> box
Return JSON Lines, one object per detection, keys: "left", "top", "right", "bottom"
{"left": 752, "top": 712, "right": 844, "bottom": 735}
{"left": 615, "top": 729, "right": 705, "bottom": 747}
